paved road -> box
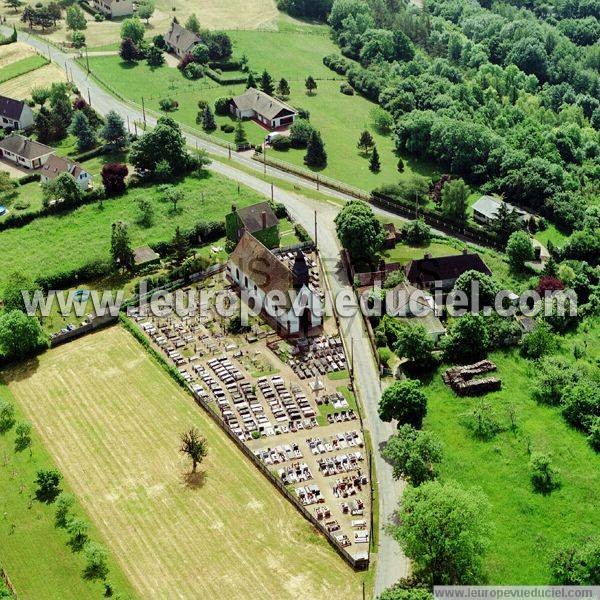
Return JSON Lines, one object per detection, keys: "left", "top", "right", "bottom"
{"left": 6, "top": 29, "right": 410, "bottom": 596}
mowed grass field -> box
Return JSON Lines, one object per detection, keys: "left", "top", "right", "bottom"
{"left": 0, "top": 170, "right": 263, "bottom": 288}
{"left": 0, "top": 54, "right": 48, "bottom": 83}
{"left": 0, "top": 382, "right": 137, "bottom": 599}
{"left": 421, "top": 338, "right": 600, "bottom": 582}
{"left": 3, "top": 326, "right": 364, "bottom": 599}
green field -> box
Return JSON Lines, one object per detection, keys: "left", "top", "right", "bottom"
{"left": 0, "top": 170, "right": 263, "bottom": 288}
{"left": 421, "top": 323, "right": 600, "bottom": 583}
{"left": 3, "top": 326, "right": 365, "bottom": 599}
{"left": 0, "top": 54, "right": 48, "bottom": 83}
{"left": 0, "top": 382, "right": 136, "bottom": 599}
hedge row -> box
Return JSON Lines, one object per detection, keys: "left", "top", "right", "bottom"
{"left": 204, "top": 68, "right": 247, "bottom": 85}
{"left": 323, "top": 54, "right": 352, "bottom": 76}
{"left": 208, "top": 60, "right": 244, "bottom": 72}
{"left": 151, "top": 220, "right": 225, "bottom": 257}
{"left": 18, "top": 172, "right": 41, "bottom": 185}
{"left": 35, "top": 258, "right": 114, "bottom": 291}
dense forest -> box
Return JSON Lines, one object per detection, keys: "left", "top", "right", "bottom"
{"left": 281, "top": 0, "right": 599, "bottom": 261}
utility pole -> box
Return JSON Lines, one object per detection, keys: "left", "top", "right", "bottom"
{"left": 314, "top": 210, "right": 318, "bottom": 250}
{"left": 127, "top": 115, "right": 130, "bottom": 133}
{"left": 87, "top": 88, "right": 91, "bottom": 106}
{"left": 85, "top": 45, "right": 90, "bottom": 73}
{"left": 350, "top": 337, "right": 354, "bottom": 377}
{"left": 263, "top": 145, "right": 266, "bottom": 174}
{"left": 141, "top": 96, "right": 146, "bottom": 128}
{"left": 228, "top": 144, "right": 231, "bottom": 160}
{"left": 415, "top": 191, "right": 419, "bottom": 219}
{"left": 270, "top": 182, "right": 274, "bottom": 203}
{"left": 316, "top": 174, "right": 319, "bottom": 191}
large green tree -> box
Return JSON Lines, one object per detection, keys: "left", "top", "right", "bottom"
{"left": 550, "top": 536, "right": 600, "bottom": 584}
{"left": 69, "top": 110, "right": 96, "bottom": 152}
{"left": 0, "top": 311, "right": 48, "bottom": 360}
{"left": 120, "top": 17, "right": 145, "bottom": 43}
{"left": 42, "top": 173, "right": 84, "bottom": 209}
{"left": 441, "top": 178, "right": 469, "bottom": 223}
{"left": 506, "top": 230, "right": 534, "bottom": 270}
{"left": 393, "top": 324, "right": 435, "bottom": 370}
{"left": 2, "top": 271, "right": 36, "bottom": 313}
{"left": 100, "top": 110, "right": 129, "bottom": 150}
{"left": 304, "top": 129, "right": 327, "bottom": 168}
{"left": 378, "top": 379, "right": 428, "bottom": 428}
{"left": 382, "top": 424, "right": 443, "bottom": 485}
{"left": 110, "top": 221, "right": 134, "bottom": 272}
{"left": 392, "top": 480, "right": 491, "bottom": 584}
{"left": 334, "top": 200, "right": 384, "bottom": 265}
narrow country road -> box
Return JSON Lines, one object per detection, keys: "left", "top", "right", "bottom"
{"left": 4, "top": 29, "right": 409, "bottom": 596}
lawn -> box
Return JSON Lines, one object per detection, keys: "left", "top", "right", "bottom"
{"left": 1, "top": 180, "right": 45, "bottom": 218}
{"left": 0, "top": 382, "right": 136, "bottom": 599}
{"left": 0, "top": 63, "right": 66, "bottom": 100}
{"left": 0, "top": 54, "right": 47, "bottom": 83}
{"left": 3, "top": 326, "right": 365, "bottom": 599}
{"left": 383, "top": 240, "right": 460, "bottom": 264}
{"left": 0, "top": 170, "right": 263, "bottom": 288}
{"left": 421, "top": 339, "right": 600, "bottom": 583}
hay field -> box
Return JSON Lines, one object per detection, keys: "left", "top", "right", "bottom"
{"left": 0, "top": 41, "right": 36, "bottom": 68}
{"left": 0, "top": 63, "right": 66, "bottom": 99}
{"left": 4, "top": 326, "right": 364, "bottom": 600}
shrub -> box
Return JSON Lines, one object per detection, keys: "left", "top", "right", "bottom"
{"left": 271, "top": 136, "right": 291, "bottom": 151}
{"left": 94, "top": 12, "right": 104, "bottom": 21}
{"left": 183, "top": 63, "right": 203, "bottom": 80}
{"left": 159, "top": 98, "right": 178, "bottom": 112}
{"left": 289, "top": 119, "right": 314, "bottom": 148}
{"left": 529, "top": 452, "right": 561, "bottom": 494}
{"left": 214, "top": 96, "right": 231, "bottom": 116}
{"left": 520, "top": 322, "right": 557, "bottom": 359}
{"left": 378, "top": 346, "right": 393, "bottom": 366}
{"left": 401, "top": 219, "right": 431, "bottom": 245}
{"left": 340, "top": 82, "right": 354, "bottom": 95}
{"left": 220, "top": 124, "right": 234, "bottom": 133}
{"left": 323, "top": 54, "right": 352, "bottom": 75}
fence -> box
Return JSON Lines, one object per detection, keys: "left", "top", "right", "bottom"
{"left": 251, "top": 153, "right": 370, "bottom": 200}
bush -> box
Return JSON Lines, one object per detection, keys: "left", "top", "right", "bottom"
{"left": 271, "top": 136, "right": 291, "bottom": 151}
{"left": 289, "top": 119, "right": 314, "bottom": 148}
{"left": 520, "top": 322, "right": 557, "bottom": 359}
{"left": 158, "top": 98, "right": 179, "bottom": 112}
{"left": 401, "top": 219, "right": 431, "bottom": 245}
{"left": 214, "top": 96, "right": 231, "bottom": 116}
{"left": 340, "top": 82, "right": 354, "bottom": 95}
{"left": 94, "top": 12, "right": 104, "bottom": 21}
{"left": 378, "top": 346, "right": 393, "bottom": 367}
{"left": 529, "top": 452, "right": 561, "bottom": 494}
{"left": 220, "top": 123, "right": 234, "bottom": 133}
{"left": 183, "top": 63, "right": 204, "bottom": 80}
{"left": 323, "top": 54, "right": 352, "bottom": 75}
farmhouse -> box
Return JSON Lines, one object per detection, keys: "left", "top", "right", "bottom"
{"left": 405, "top": 249, "right": 492, "bottom": 291}
{"left": 227, "top": 232, "right": 322, "bottom": 337}
{"left": 0, "top": 95, "right": 34, "bottom": 131}
{"left": 164, "top": 20, "right": 202, "bottom": 57}
{"left": 225, "top": 202, "right": 279, "bottom": 249}
{"left": 90, "top": 0, "right": 133, "bottom": 17}
{"left": 230, "top": 88, "right": 297, "bottom": 130}
{"left": 40, "top": 155, "right": 93, "bottom": 190}
{"left": 472, "top": 195, "right": 527, "bottom": 226}
{"left": 0, "top": 133, "right": 54, "bottom": 169}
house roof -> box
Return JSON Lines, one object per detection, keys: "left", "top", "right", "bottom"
{"left": 405, "top": 252, "right": 492, "bottom": 286}
{"left": 0, "top": 95, "right": 26, "bottom": 121}
{"left": 235, "top": 202, "right": 278, "bottom": 232}
{"left": 134, "top": 246, "right": 160, "bottom": 266}
{"left": 472, "top": 195, "right": 526, "bottom": 220}
{"left": 231, "top": 88, "right": 297, "bottom": 121}
{"left": 40, "top": 154, "right": 87, "bottom": 181}
{"left": 229, "top": 232, "right": 293, "bottom": 298}
{"left": 355, "top": 263, "right": 401, "bottom": 288}
{"left": 164, "top": 21, "right": 201, "bottom": 53}
{"left": 396, "top": 312, "right": 446, "bottom": 336}
{"left": 388, "top": 281, "right": 432, "bottom": 314}
{"left": 0, "top": 134, "right": 54, "bottom": 160}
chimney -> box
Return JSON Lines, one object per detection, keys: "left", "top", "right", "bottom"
{"left": 261, "top": 210, "right": 267, "bottom": 229}
{"left": 424, "top": 253, "right": 432, "bottom": 260}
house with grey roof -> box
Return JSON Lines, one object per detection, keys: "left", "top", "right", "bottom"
{"left": 164, "top": 20, "right": 201, "bottom": 57}
{"left": 472, "top": 195, "right": 527, "bottom": 226}
{"left": 40, "top": 154, "right": 93, "bottom": 190}
{"left": 230, "top": 88, "right": 297, "bottom": 130}
{"left": 90, "top": 0, "right": 133, "bottom": 17}
{"left": 0, "top": 95, "right": 34, "bottom": 131}
{"left": 225, "top": 202, "right": 280, "bottom": 249}
{"left": 0, "top": 133, "right": 55, "bottom": 169}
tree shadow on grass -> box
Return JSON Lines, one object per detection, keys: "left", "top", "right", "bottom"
{"left": 181, "top": 470, "right": 207, "bottom": 490}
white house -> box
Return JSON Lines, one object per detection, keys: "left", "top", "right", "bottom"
{"left": 227, "top": 232, "right": 322, "bottom": 337}
{"left": 0, "top": 133, "right": 54, "bottom": 169}
{"left": 472, "top": 195, "right": 527, "bottom": 226}
{"left": 0, "top": 96, "right": 34, "bottom": 131}
{"left": 230, "top": 88, "right": 297, "bottom": 130}
{"left": 40, "top": 154, "right": 93, "bottom": 190}
{"left": 164, "top": 20, "right": 201, "bottom": 57}
{"left": 90, "top": 0, "right": 133, "bottom": 18}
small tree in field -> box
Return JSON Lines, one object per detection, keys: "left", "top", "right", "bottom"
{"left": 529, "top": 452, "right": 561, "bottom": 494}
{"left": 246, "top": 71, "right": 257, "bottom": 89}
{"left": 54, "top": 493, "right": 75, "bottom": 528}
{"left": 185, "top": 13, "right": 200, "bottom": 33}
{"left": 369, "top": 145, "right": 381, "bottom": 173}
{"left": 0, "top": 399, "right": 15, "bottom": 434}
{"left": 397, "top": 157, "right": 405, "bottom": 173}
{"left": 119, "top": 37, "right": 139, "bottom": 62}
{"left": 35, "top": 468, "right": 62, "bottom": 503}
{"left": 14, "top": 421, "right": 32, "bottom": 453}
{"left": 305, "top": 75, "right": 317, "bottom": 95}
{"left": 276, "top": 78, "right": 290, "bottom": 98}
{"left": 357, "top": 130, "right": 374, "bottom": 155}
{"left": 201, "top": 105, "right": 216, "bottom": 132}
{"left": 83, "top": 542, "right": 109, "bottom": 581}
{"left": 111, "top": 221, "right": 134, "bottom": 271}
{"left": 100, "top": 110, "right": 129, "bottom": 150}
{"left": 234, "top": 119, "right": 247, "bottom": 145}
{"left": 379, "top": 379, "right": 428, "bottom": 428}
{"left": 69, "top": 110, "right": 96, "bottom": 152}
{"left": 259, "top": 70, "right": 274, "bottom": 95}
{"left": 304, "top": 129, "right": 327, "bottom": 168}
{"left": 180, "top": 427, "right": 208, "bottom": 472}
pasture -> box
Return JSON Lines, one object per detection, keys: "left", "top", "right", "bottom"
{"left": 0, "top": 382, "right": 136, "bottom": 599}
{"left": 0, "top": 54, "right": 48, "bottom": 83}
{"left": 0, "top": 170, "right": 263, "bottom": 288}
{"left": 421, "top": 341, "right": 600, "bottom": 583}
{"left": 3, "top": 326, "right": 364, "bottom": 599}
{"left": 0, "top": 41, "right": 36, "bottom": 68}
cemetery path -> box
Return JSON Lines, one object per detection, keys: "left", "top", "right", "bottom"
{"left": 6, "top": 27, "right": 410, "bottom": 596}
